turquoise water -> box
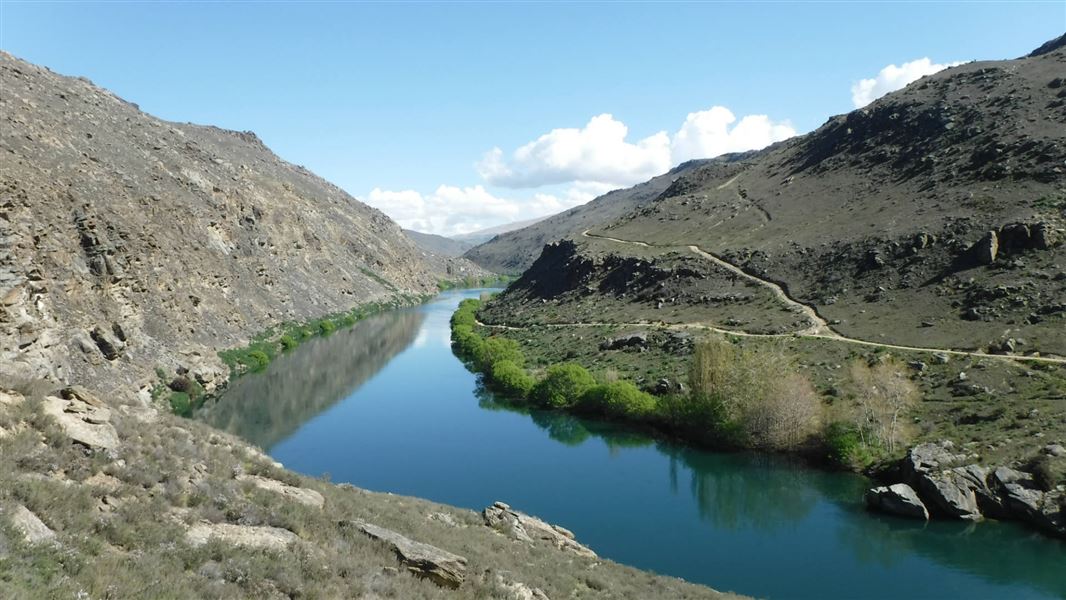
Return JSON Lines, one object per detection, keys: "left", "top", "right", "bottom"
{"left": 197, "top": 290, "right": 1066, "bottom": 599}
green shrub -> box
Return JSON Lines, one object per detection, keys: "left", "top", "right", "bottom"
{"left": 490, "top": 360, "right": 535, "bottom": 398}
{"left": 248, "top": 350, "right": 270, "bottom": 370}
{"left": 580, "top": 381, "right": 657, "bottom": 420}
{"left": 824, "top": 421, "right": 862, "bottom": 467}
{"left": 318, "top": 320, "right": 336, "bottom": 335}
{"left": 478, "top": 337, "right": 524, "bottom": 370}
{"left": 169, "top": 392, "right": 192, "bottom": 417}
{"left": 280, "top": 334, "right": 298, "bottom": 351}
{"left": 532, "top": 363, "right": 596, "bottom": 409}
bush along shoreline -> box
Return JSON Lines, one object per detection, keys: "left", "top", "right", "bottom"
{"left": 454, "top": 299, "right": 1066, "bottom": 539}
{"left": 452, "top": 298, "right": 911, "bottom": 466}
{"left": 160, "top": 292, "right": 432, "bottom": 417}
{"left": 436, "top": 274, "right": 515, "bottom": 291}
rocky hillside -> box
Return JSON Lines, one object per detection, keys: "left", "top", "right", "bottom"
{"left": 464, "top": 156, "right": 762, "bottom": 274}
{"left": 404, "top": 229, "right": 473, "bottom": 258}
{"left": 490, "top": 35, "right": 1066, "bottom": 357}
{"left": 0, "top": 51, "right": 441, "bottom": 399}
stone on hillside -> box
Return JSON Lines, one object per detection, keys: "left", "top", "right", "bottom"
{"left": 41, "top": 394, "right": 119, "bottom": 450}
{"left": 495, "top": 573, "right": 551, "bottom": 600}
{"left": 599, "top": 332, "right": 649, "bottom": 351}
{"left": 89, "top": 326, "right": 123, "bottom": 360}
{"left": 0, "top": 390, "right": 25, "bottom": 406}
{"left": 972, "top": 231, "right": 999, "bottom": 265}
{"left": 352, "top": 520, "right": 467, "bottom": 589}
{"left": 1044, "top": 444, "right": 1066, "bottom": 457}
{"left": 864, "top": 484, "right": 929, "bottom": 520}
{"left": 901, "top": 442, "right": 969, "bottom": 483}
{"left": 186, "top": 521, "right": 297, "bottom": 551}
{"left": 9, "top": 504, "right": 56, "bottom": 544}
{"left": 483, "top": 501, "right": 596, "bottom": 558}
{"left": 236, "top": 474, "right": 324, "bottom": 509}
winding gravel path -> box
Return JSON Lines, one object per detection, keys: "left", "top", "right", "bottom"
{"left": 478, "top": 229, "right": 1066, "bottom": 366}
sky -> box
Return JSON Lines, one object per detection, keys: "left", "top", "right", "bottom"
{"left": 1, "top": 2, "right": 1063, "bottom": 236}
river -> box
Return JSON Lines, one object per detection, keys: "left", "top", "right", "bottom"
{"left": 195, "top": 289, "right": 1066, "bottom": 599}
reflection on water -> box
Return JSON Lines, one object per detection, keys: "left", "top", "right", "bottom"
{"left": 204, "top": 290, "right": 1066, "bottom": 599}
{"left": 195, "top": 310, "right": 424, "bottom": 448}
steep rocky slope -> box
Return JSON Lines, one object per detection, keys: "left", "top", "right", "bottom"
{"left": 404, "top": 229, "right": 473, "bottom": 257}
{"left": 0, "top": 51, "right": 439, "bottom": 398}
{"left": 489, "top": 37, "right": 1066, "bottom": 357}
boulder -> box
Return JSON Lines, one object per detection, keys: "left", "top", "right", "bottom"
{"left": 918, "top": 469, "right": 983, "bottom": 520}
{"left": 990, "top": 468, "right": 1066, "bottom": 537}
{"left": 901, "top": 442, "right": 969, "bottom": 483}
{"left": 971, "top": 231, "right": 999, "bottom": 265}
{"left": 483, "top": 501, "right": 596, "bottom": 558}
{"left": 1044, "top": 444, "right": 1066, "bottom": 457}
{"left": 186, "top": 521, "right": 297, "bottom": 551}
{"left": 864, "top": 484, "right": 929, "bottom": 520}
{"left": 41, "top": 394, "right": 120, "bottom": 450}
{"left": 89, "top": 326, "right": 123, "bottom": 360}
{"left": 352, "top": 520, "right": 467, "bottom": 589}
{"left": 8, "top": 504, "right": 56, "bottom": 544}
{"left": 599, "top": 332, "right": 649, "bottom": 351}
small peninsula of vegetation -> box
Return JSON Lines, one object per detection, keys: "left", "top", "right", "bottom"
{"left": 451, "top": 298, "right": 918, "bottom": 467}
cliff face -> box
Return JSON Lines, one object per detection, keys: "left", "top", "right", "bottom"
{"left": 0, "top": 52, "right": 437, "bottom": 398}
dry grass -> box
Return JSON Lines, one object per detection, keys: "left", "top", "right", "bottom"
{"left": 0, "top": 378, "right": 740, "bottom": 600}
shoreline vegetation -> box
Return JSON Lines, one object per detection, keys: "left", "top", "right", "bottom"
{"left": 452, "top": 298, "right": 924, "bottom": 471}
{"left": 159, "top": 293, "right": 432, "bottom": 416}
{"left": 436, "top": 275, "right": 515, "bottom": 291}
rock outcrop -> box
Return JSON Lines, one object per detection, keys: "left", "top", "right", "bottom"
{"left": 41, "top": 391, "right": 120, "bottom": 450}
{"left": 185, "top": 521, "right": 298, "bottom": 551}
{"left": 7, "top": 504, "right": 56, "bottom": 544}
{"left": 483, "top": 501, "right": 597, "bottom": 558}
{"left": 867, "top": 442, "right": 1066, "bottom": 537}
{"left": 352, "top": 520, "right": 468, "bottom": 589}
{"left": 236, "top": 474, "right": 325, "bottom": 509}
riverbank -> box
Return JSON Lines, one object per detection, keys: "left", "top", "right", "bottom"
{"left": 191, "top": 289, "right": 1065, "bottom": 598}
{"left": 456, "top": 298, "right": 1066, "bottom": 540}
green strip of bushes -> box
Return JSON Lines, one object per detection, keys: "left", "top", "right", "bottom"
{"left": 451, "top": 299, "right": 659, "bottom": 425}
{"left": 437, "top": 275, "right": 515, "bottom": 291}
{"left": 452, "top": 299, "right": 918, "bottom": 468}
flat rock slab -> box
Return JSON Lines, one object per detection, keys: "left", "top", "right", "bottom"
{"left": 483, "top": 501, "right": 597, "bottom": 558}
{"left": 237, "top": 474, "right": 325, "bottom": 509}
{"left": 186, "top": 522, "right": 297, "bottom": 551}
{"left": 354, "top": 520, "right": 467, "bottom": 589}
{"left": 41, "top": 395, "right": 119, "bottom": 450}
{"left": 9, "top": 504, "right": 56, "bottom": 544}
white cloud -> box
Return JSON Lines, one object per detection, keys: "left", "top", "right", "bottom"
{"left": 477, "top": 114, "right": 672, "bottom": 189}
{"left": 671, "top": 107, "right": 796, "bottom": 164}
{"left": 851, "top": 58, "right": 965, "bottom": 108}
{"left": 366, "top": 184, "right": 590, "bottom": 237}
{"left": 478, "top": 108, "right": 794, "bottom": 189}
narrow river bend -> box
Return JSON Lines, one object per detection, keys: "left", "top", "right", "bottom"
{"left": 196, "top": 290, "right": 1066, "bottom": 599}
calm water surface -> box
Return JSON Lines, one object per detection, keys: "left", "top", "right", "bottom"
{"left": 197, "top": 290, "right": 1066, "bottom": 599}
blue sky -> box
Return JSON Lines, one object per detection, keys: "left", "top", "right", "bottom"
{"left": 2, "top": 2, "right": 1063, "bottom": 234}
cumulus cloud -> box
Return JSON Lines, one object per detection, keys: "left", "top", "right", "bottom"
{"left": 671, "top": 106, "right": 797, "bottom": 164}
{"left": 478, "top": 108, "right": 794, "bottom": 189}
{"left": 366, "top": 184, "right": 591, "bottom": 236}
{"left": 851, "top": 57, "right": 965, "bottom": 108}
{"left": 477, "top": 114, "right": 672, "bottom": 189}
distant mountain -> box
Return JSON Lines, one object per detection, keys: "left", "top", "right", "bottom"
{"left": 403, "top": 229, "right": 473, "bottom": 257}
{"left": 463, "top": 156, "right": 758, "bottom": 274}
{"left": 453, "top": 216, "right": 550, "bottom": 246}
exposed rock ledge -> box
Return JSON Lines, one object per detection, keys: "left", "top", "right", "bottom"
{"left": 865, "top": 441, "right": 1066, "bottom": 537}
{"left": 483, "top": 501, "right": 597, "bottom": 558}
